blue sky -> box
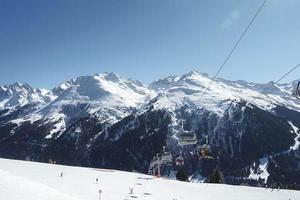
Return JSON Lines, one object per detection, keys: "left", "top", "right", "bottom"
{"left": 0, "top": 0, "right": 299, "bottom": 89}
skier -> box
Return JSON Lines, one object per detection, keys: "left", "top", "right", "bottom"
{"left": 129, "top": 187, "right": 133, "bottom": 194}
{"left": 98, "top": 189, "right": 102, "bottom": 200}
{"left": 96, "top": 177, "right": 99, "bottom": 184}
{"left": 60, "top": 171, "right": 63, "bottom": 178}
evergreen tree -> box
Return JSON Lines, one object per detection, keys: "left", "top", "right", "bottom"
{"left": 176, "top": 169, "right": 188, "bottom": 182}
{"left": 209, "top": 169, "right": 222, "bottom": 183}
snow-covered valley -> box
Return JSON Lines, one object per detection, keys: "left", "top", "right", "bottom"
{"left": 0, "top": 158, "right": 299, "bottom": 200}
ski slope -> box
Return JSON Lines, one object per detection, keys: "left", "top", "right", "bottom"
{"left": 0, "top": 158, "right": 299, "bottom": 200}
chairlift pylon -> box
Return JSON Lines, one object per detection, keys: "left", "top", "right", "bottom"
{"left": 197, "top": 135, "right": 214, "bottom": 159}
{"left": 148, "top": 154, "right": 162, "bottom": 177}
{"left": 148, "top": 147, "right": 173, "bottom": 176}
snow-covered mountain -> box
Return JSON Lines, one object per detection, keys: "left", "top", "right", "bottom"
{"left": 0, "top": 71, "right": 300, "bottom": 190}
{"left": 146, "top": 71, "right": 300, "bottom": 149}
{"left": 39, "top": 72, "right": 154, "bottom": 137}
{"left": 2, "top": 71, "right": 299, "bottom": 131}
{"left": 0, "top": 72, "right": 154, "bottom": 138}
{"left": 0, "top": 82, "right": 55, "bottom": 110}
{"left": 150, "top": 70, "right": 300, "bottom": 114}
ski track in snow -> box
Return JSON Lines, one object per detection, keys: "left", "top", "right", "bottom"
{"left": 0, "top": 158, "right": 299, "bottom": 200}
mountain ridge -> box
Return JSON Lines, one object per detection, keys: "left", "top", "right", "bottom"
{"left": 1, "top": 70, "right": 300, "bottom": 138}
{"left": 0, "top": 70, "right": 300, "bottom": 189}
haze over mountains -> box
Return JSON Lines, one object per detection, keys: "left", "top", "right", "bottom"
{"left": 0, "top": 71, "right": 300, "bottom": 189}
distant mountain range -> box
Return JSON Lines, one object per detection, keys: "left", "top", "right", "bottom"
{"left": 1, "top": 71, "right": 300, "bottom": 189}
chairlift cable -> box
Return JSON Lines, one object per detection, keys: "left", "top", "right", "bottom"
{"left": 210, "top": 63, "right": 300, "bottom": 134}
{"left": 193, "top": 0, "right": 269, "bottom": 141}
{"left": 194, "top": 63, "right": 300, "bottom": 159}
{"left": 177, "top": 0, "right": 267, "bottom": 148}
{"left": 201, "top": 0, "right": 268, "bottom": 97}
{"left": 275, "top": 63, "right": 300, "bottom": 84}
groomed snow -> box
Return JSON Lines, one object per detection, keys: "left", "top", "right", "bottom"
{"left": 0, "top": 158, "right": 299, "bottom": 200}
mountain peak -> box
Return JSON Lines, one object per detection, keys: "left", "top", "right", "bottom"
{"left": 184, "top": 70, "right": 204, "bottom": 76}
{"left": 52, "top": 72, "right": 154, "bottom": 109}
{"left": 180, "top": 70, "right": 210, "bottom": 81}
{"left": 150, "top": 70, "right": 211, "bottom": 92}
{"left": 90, "top": 72, "right": 120, "bottom": 82}
{"left": 0, "top": 82, "right": 34, "bottom": 95}
{"left": 102, "top": 72, "right": 120, "bottom": 81}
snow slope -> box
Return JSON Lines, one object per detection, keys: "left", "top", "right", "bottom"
{"left": 2, "top": 71, "right": 300, "bottom": 136}
{"left": 145, "top": 71, "right": 300, "bottom": 144}
{"left": 0, "top": 82, "right": 55, "bottom": 110}
{"left": 46, "top": 72, "right": 155, "bottom": 124}
{"left": 0, "top": 158, "right": 299, "bottom": 200}
{"left": 2, "top": 73, "right": 155, "bottom": 137}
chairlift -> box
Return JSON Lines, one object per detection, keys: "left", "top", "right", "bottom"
{"left": 178, "top": 130, "right": 198, "bottom": 146}
{"left": 175, "top": 155, "right": 184, "bottom": 166}
{"left": 177, "top": 121, "right": 198, "bottom": 146}
{"left": 197, "top": 136, "right": 214, "bottom": 159}
{"left": 178, "top": 121, "right": 198, "bottom": 146}
{"left": 197, "top": 144, "right": 213, "bottom": 159}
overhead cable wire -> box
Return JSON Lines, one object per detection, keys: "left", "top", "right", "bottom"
{"left": 206, "top": 63, "right": 300, "bottom": 135}
{"left": 201, "top": 0, "right": 268, "bottom": 96}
